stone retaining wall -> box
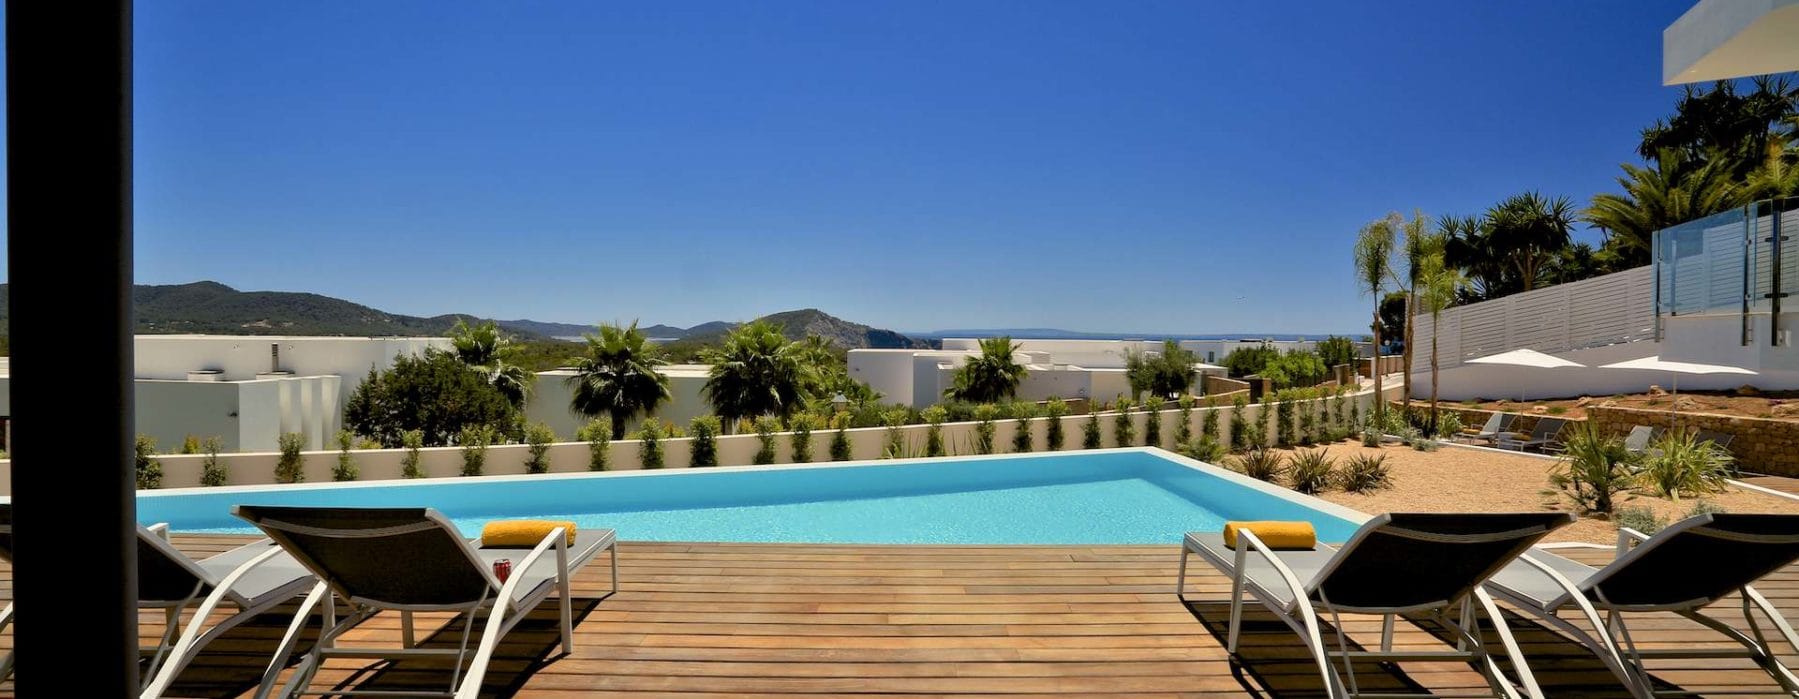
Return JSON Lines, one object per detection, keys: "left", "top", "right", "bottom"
{"left": 1587, "top": 405, "right": 1794, "bottom": 476}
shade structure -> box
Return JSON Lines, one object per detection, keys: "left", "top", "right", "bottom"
{"left": 1599, "top": 356, "right": 1758, "bottom": 376}
{"left": 1465, "top": 349, "right": 1585, "bottom": 369}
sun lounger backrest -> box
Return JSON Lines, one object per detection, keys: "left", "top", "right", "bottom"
{"left": 1529, "top": 418, "right": 1564, "bottom": 440}
{"left": 1583, "top": 514, "right": 1799, "bottom": 609}
{"left": 1475, "top": 413, "right": 1505, "bottom": 434}
{"left": 235, "top": 505, "right": 493, "bottom": 607}
{"left": 1312, "top": 512, "right": 1572, "bottom": 611}
{"left": 1623, "top": 426, "right": 1655, "bottom": 452}
{"left": 137, "top": 528, "right": 222, "bottom": 604}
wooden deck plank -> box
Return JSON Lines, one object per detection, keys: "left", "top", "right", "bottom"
{"left": 4, "top": 539, "right": 1799, "bottom": 697}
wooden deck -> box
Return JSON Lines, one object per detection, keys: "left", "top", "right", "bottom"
{"left": 8, "top": 536, "right": 1799, "bottom": 698}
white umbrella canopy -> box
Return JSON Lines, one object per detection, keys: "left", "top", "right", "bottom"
{"left": 1466, "top": 348, "right": 1586, "bottom": 369}
{"left": 1599, "top": 356, "right": 1757, "bottom": 425}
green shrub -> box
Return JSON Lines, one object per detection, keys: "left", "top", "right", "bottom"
{"left": 458, "top": 425, "right": 492, "bottom": 476}
{"left": 922, "top": 405, "right": 948, "bottom": 457}
{"left": 577, "top": 419, "right": 610, "bottom": 471}
{"left": 1329, "top": 389, "right": 1345, "bottom": 430}
{"left": 634, "top": 420, "right": 666, "bottom": 469}
{"left": 1687, "top": 499, "right": 1727, "bottom": 517}
{"left": 1113, "top": 397, "right": 1136, "bottom": 448}
{"left": 1296, "top": 394, "right": 1317, "bottom": 446}
{"left": 1316, "top": 336, "right": 1359, "bottom": 369}
{"left": 1182, "top": 435, "right": 1226, "bottom": 463}
{"left": 1011, "top": 403, "right": 1038, "bottom": 453}
{"left": 1350, "top": 395, "right": 1361, "bottom": 433}
{"left": 789, "top": 414, "right": 816, "bottom": 463}
{"left": 1222, "top": 344, "right": 1280, "bottom": 377}
{"left": 1614, "top": 506, "right": 1665, "bottom": 535}
{"left": 1174, "top": 395, "right": 1195, "bottom": 446}
{"left": 755, "top": 415, "right": 782, "bottom": 464}
{"left": 521, "top": 422, "right": 555, "bottom": 474}
{"left": 1274, "top": 392, "right": 1295, "bottom": 447}
{"left": 180, "top": 434, "right": 203, "bottom": 455}
{"left": 1640, "top": 430, "right": 1735, "bottom": 500}
{"left": 199, "top": 436, "right": 226, "bottom": 487}
{"left": 1338, "top": 452, "right": 1390, "bottom": 493}
{"left": 333, "top": 429, "right": 360, "bottom": 481}
{"left": 1239, "top": 420, "right": 1266, "bottom": 452}
{"left": 1081, "top": 407, "right": 1102, "bottom": 449}
{"left": 1360, "top": 429, "right": 1381, "bottom": 448}
{"left": 1044, "top": 399, "right": 1067, "bottom": 451}
{"left": 1228, "top": 395, "right": 1249, "bottom": 450}
{"left": 689, "top": 416, "right": 721, "bottom": 467}
{"left": 830, "top": 414, "right": 853, "bottom": 461}
{"left": 973, "top": 404, "right": 999, "bottom": 455}
{"left": 401, "top": 429, "right": 425, "bottom": 478}
{"left": 1544, "top": 422, "right": 1637, "bottom": 515}
{"left": 1433, "top": 411, "right": 1463, "bottom": 439}
{"left": 135, "top": 434, "right": 163, "bottom": 489}
{"left": 1261, "top": 350, "right": 1328, "bottom": 390}
{"left": 1289, "top": 448, "right": 1337, "bottom": 494}
{"left": 1202, "top": 396, "right": 1220, "bottom": 441}
{"left": 1141, "top": 396, "right": 1165, "bottom": 448}
{"left": 276, "top": 432, "right": 305, "bottom": 483}
{"left": 879, "top": 408, "right": 909, "bottom": 458}
{"left": 1229, "top": 448, "right": 1285, "bottom": 482}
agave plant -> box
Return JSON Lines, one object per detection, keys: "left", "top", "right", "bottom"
{"left": 1229, "top": 448, "right": 1286, "bottom": 483}
{"left": 1288, "top": 448, "right": 1336, "bottom": 494}
{"left": 1338, "top": 453, "right": 1390, "bottom": 493}
{"left": 1544, "top": 422, "right": 1638, "bottom": 515}
{"left": 1640, "top": 430, "right": 1735, "bottom": 501}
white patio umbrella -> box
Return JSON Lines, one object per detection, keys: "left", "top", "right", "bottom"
{"left": 1465, "top": 349, "right": 1586, "bottom": 401}
{"left": 1599, "top": 356, "right": 1756, "bottom": 425}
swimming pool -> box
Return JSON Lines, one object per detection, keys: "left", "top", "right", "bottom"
{"left": 139, "top": 448, "right": 1367, "bottom": 544}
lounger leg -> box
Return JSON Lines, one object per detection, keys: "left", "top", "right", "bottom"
{"left": 1227, "top": 546, "right": 1246, "bottom": 653}
{"left": 1380, "top": 614, "right": 1394, "bottom": 653}
{"left": 1175, "top": 547, "right": 1189, "bottom": 598}
{"left": 557, "top": 536, "right": 573, "bottom": 655}
{"left": 401, "top": 611, "right": 416, "bottom": 648}
{"left": 610, "top": 543, "right": 620, "bottom": 596}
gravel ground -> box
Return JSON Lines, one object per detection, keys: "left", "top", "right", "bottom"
{"left": 1253, "top": 438, "right": 1799, "bottom": 544}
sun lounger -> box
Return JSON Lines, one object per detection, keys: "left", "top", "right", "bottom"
{"left": 1177, "top": 512, "right": 1574, "bottom": 698}
{"left": 1497, "top": 418, "right": 1566, "bottom": 452}
{"left": 233, "top": 506, "right": 617, "bottom": 699}
{"left": 1622, "top": 425, "right": 1661, "bottom": 454}
{"left": 1459, "top": 412, "right": 1517, "bottom": 446}
{"left": 1486, "top": 513, "right": 1799, "bottom": 698}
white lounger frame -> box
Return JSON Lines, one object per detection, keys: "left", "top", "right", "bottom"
{"left": 252, "top": 523, "right": 616, "bottom": 699}
{"left": 1177, "top": 529, "right": 1543, "bottom": 699}
{"left": 1494, "top": 528, "right": 1799, "bottom": 699}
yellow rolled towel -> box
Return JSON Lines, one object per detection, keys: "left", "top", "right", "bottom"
{"left": 1223, "top": 521, "right": 1316, "bottom": 551}
{"left": 481, "top": 520, "right": 577, "bottom": 548}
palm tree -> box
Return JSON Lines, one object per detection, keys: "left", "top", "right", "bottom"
{"left": 1585, "top": 149, "right": 1743, "bottom": 267}
{"left": 1745, "top": 127, "right": 1799, "bottom": 199}
{"left": 1439, "top": 214, "right": 1501, "bottom": 302}
{"left": 944, "top": 336, "right": 1027, "bottom": 403}
{"left": 567, "top": 321, "right": 671, "bottom": 439}
{"left": 1483, "top": 192, "right": 1575, "bottom": 293}
{"left": 447, "top": 319, "right": 535, "bottom": 408}
{"left": 1394, "top": 211, "right": 1435, "bottom": 401}
{"left": 1354, "top": 217, "right": 1396, "bottom": 425}
{"left": 1417, "top": 251, "right": 1465, "bottom": 433}
{"left": 702, "top": 321, "right": 814, "bottom": 429}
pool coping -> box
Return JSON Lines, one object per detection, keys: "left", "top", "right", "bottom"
{"left": 135, "top": 446, "right": 1376, "bottom": 532}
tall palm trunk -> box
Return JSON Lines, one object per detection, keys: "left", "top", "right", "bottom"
{"left": 1429, "top": 323, "right": 1440, "bottom": 435}
{"left": 1370, "top": 307, "right": 1383, "bottom": 427}
{"left": 1403, "top": 290, "right": 1415, "bottom": 406}
{"left": 611, "top": 412, "right": 628, "bottom": 441}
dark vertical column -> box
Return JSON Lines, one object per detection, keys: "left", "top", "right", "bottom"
{"left": 1774, "top": 201, "right": 1787, "bottom": 346}
{"left": 6, "top": 0, "right": 137, "bottom": 694}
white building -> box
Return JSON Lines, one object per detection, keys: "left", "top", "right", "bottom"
{"left": 850, "top": 339, "right": 1245, "bottom": 409}
{"left": 526, "top": 364, "right": 712, "bottom": 439}
{"left": 0, "top": 335, "right": 447, "bottom": 453}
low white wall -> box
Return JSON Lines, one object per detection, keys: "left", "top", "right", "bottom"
{"left": 0, "top": 386, "right": 1390, "bottom": 495}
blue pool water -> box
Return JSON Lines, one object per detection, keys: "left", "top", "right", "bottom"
{"left": 139, "top": 450, "right": 1365, "bottom": 544}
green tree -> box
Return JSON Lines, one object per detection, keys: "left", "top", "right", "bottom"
{"left": 1125, "top": 340, "right": 1199, "bottom": 399}
{"left": 972, "top": 404, "right": 999, "bottom": 454}
{"left": 568, "top": 321, "right": 671, "bottom": 439}
{"left": 1044, "top": 398, "right": 1068, "bottom": 451}
{"left": 333, "top": 429, "right": 359, "bottom": 481}
{"left": 458, "top": 425, "right": 492, "bottom": 477}
{"left": 576, "top": 419, "right": 610, "bottom": 471}
{"left": 1484, "top": 192, "right": 1575, "bottom": 293}
{"left": 945, "top": 337, "right": 1027, "bottom": 403}
{"left": 789, "top": 414, "right": 816, "bottom": 463}
{"left": 1354, "top": 216, "right": 1396, "bottom": 426}
{"left": 401, "top": 429, "right": 425, "bottom": 478}
{"left": 634, "top": 419, "right": 666, "bottom": 469}
{"left": 1011, "top": 403, "right": 1038, "bottom": 453}
{"left": 1221, "top": 343, "right": 1280, "bottom": 378}
{"left": 923, "top": 405, "right": 948, "bottom": 457}
{"left": 346, "top": 350, "right": 517, "bottom": 447}
{"left": 1173, "top": 395, "right": 1194, "bottom": 447}
{"left": 1585, "top": 149, "right": 1743, "bottom": 267}
{"left": 276, "top": 432, "right": 305, "bottom": 484}
{"left": 754, "top": 415, "right": 782, "bottom": 464}
{"left": 1113, "top": 397, "right": 1136, "bottom": 448}
{"left": 703, "top": 321, "right": 814, "bottom": 429}
{"left": 199, "top": 436, "right": 226, "bottom": 487}
{"left": 135, "top": 435, "right": 162, "bottom": 489}
{"left": 688, "top": 416, "right": 721, "bottom": 467}
{"left": 1142, "top": 395, "right": 1165, "bottom": 448}
{"left": 830, "top": 415, "right": 853, "bottom": 461}
{"left": 448, "top": 318, "right": 536, "bottom": 409}
{"left": 1314, "top": 336, "right": 1358, "bottom": 371}
{"left": 1639, "top": 76, "right": 1797, "bottom": 179}
{"left": 524, "top": 422, "right": 556, "bottom": 474}
{"left": 1417, "top": 250, "right": 1466, "bottom": 433}
{"left": 1260, "top": 350, "right": 1328, "bottom": 390}
{"left": 1394, "top": 211, "right": 1435, "bottom": 401}
{"left": 1081, "top": 405, "right": 1102, "bottom": 449}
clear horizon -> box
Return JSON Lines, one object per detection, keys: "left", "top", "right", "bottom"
{"left": 0, "top": 1, "right": 1699, "bottom": 332}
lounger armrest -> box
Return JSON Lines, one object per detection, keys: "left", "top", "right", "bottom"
{"left": 1615, "top": 527, "right": 1650, "bottom": 556}
{"left": 147, "top": 522, "right": 171, "bottom": 541}
{"left": 455, "top": 527, "right": 567, "bottom": 699}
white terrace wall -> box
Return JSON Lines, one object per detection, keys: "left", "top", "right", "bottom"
{"left": 0, "top": 385, "right": 1394, "bottom": 495}
{"left": 1410, "top": 266, "right": 1656, "bottom": 374}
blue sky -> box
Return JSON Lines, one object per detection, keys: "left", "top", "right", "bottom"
{"left": 3, "top": 1, "right": 1700, "bottom": 334}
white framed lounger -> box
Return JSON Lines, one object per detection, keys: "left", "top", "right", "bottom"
{"left": 1486, "top": 513, "right": 1799, "bottom": 699}
{"left": 230, "top": 506, "right": 618, "bottom": 699}
{"left": 1176, "top": 512, "right": 1574, "bottom": 699}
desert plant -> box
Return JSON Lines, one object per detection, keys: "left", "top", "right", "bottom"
{"left": 135, "top": 434, "right": 163, "bottom": 489}
{"left": 199, "top": 436, "right": 226, "bottom": 487}
{"left": 1011, "top": 403, "right": 1038, "bottom": 453}
{"left": 830, "top": 415, "right": 853, "bottom": 461}
{"left": 333, "top": 429, "right": 360, "bottom": 481}
{"left": 577, "top": 418, "right": 611, "bottom": 471}
{"left": 1288, "top": 448, "right": 1337, "bottom": 494}
{"left": 275, "top": 432, "right": 305, "bottom": 483}
{"left": 1082, "top": 406, "right": 1102, "bottom": 449}
{"left": 1229, "top": 448, "right": 1286, "bottom": 482}
{"left": 689, "top": 416, "right": 721, "bottom": 467}
{"left": 973, "top": 404, "right": 1000, "bottom": 455}
{"left": 1228, "top": 395, "right": 1249, "bottom": 450}
{"left": 401, "top": 429, "right": 425, "bottom": 478}
{"left": 922, "top": 405, "right": 948, "bottom": 457}
{"left": 1113, "top": 397, "right": 1136, "bottom": 447}
{"left": 1174, "top": 395, "right": 1195, "bottom": 446}
{"left": 789, "top": 414, "right": 816, "bottom": 463}
{"left": 1182, "top": 435, "right": 1226, "bottom": 463}
{"left": 1614, "top": 506, "right": 1665, "bottom": 535}
{"left": 755, "top": 415, "right": 782, "bottom": 464}
{"left": 1044, "top": 398, "right": 1068, "bottom": 451}
{"left": 1640, "top": 430, "right": 1735, "bottom": 500}
{"left": 1339, "top": 452, "right": 1391, "bottom": 493}
{"left": 635, "top": 419, "right": 666, "bottom": 469}
{"left": 1142, "top": 395, "right": 1165, "bottom": 448}
{"left": 1544, "top": 423, "right": 1638, "bottom": 515}
{"left": 458, "top": 425, "right": 492, "bottom": 476}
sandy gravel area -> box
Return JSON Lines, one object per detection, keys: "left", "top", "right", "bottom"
{"left": 1257, "top": 438, "right": 1799, "bottom": 544}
